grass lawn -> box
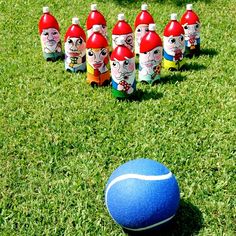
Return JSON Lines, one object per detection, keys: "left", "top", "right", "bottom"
{"left": 0, "top": 0, "right": 235, "bottom": 235}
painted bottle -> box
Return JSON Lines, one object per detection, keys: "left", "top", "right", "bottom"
{"left": 86, "top": 25, "right": 110, "bottom": 87}
{"left": 38, "top": 6, "right": 62, "bottom": 61}
{"left": 86, "top": 4, "right": 107, "bottom": 39}
{"left": 112, "top": 13, "right": 134, "bottom": 52}
{"left": 163, "top": 13, "right": 185, "bottom": 71}
{"left": 180, "top": 4, "right": 200, "bottom": 58}
{"left": 139, "top": 24, "right": 162, "bottom": 85}
{"left": 64, "top": 17, "right": 86, "bottom": 73}
{"left": 110, "top": 37, "right": 136, "bottom": 99}
{"left": 134, "top": 3, "right": 154, "bottom": 55}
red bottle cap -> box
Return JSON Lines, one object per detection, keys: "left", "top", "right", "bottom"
{"left": 112, "top": 14, "right": 133, "bottom": 35}
{"left": 38, "top": 7, "right": 60, "bottom": 34}
{"left": 86, "top": 25, "right": 108, "bottom": 48}
{"left": 180, "top": 4, "right": 200, "bottom": 25}
{"left": 86, "top": 4, "right": 106, "bottom": 30}
{"left": 140, "top": 24, "right": 162, "bottom": 53}
{"left": 64, "top": 17, "right": 86, "bottom": 42}
{"left": 134, "top": 4, "right": 154, "bottom": 28}
{"left": 164, "top": 13, "right": 184, "bottom": 37}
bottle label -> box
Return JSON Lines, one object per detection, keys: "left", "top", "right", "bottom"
{"left": 65, "top": 37, "right": 86, "bottom": 72}
{"left": 112, "top": 33, "right": 134, "bottom": 52}
{"left": 163, "top": 35, "right": 185, "bottom": 61}
{"left": 182, "top": 23, "right": 200, "bottom": 48}
{"left": 135, "top": 24, "right": 149, "bottom": 54}
{"left": 86, "top": 47, "right": 110, "bottom": 85}
{"left": 111, "top": 57, "right": 136, "bottom": 96}
{"left": 139, "top": 46, "right": 162, "bottom": 83}
{"left": 40, "top": 28, "right": 62, "bottom": 59}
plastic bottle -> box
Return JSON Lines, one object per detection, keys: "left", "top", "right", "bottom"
{"left": 112, "top": 13, "right": 134, "bottom": 52}
{"left": 139, "top": 24, "right": 162, "bottom": 85}
{"left": 86, "top": 4, "right": 107, "bottom": 39}
{"left": 110, "top": 37, "right": 136, "bottom": 99}
{"left": 134, "top": 4, "right": 154, "bottom": 55}
{"left": 180, "top": 4, "right": 200, "bottom": 58}
{"left": 86, "top": 25, "right": 110, "bottom": 87}
{"left": 163, "top": 13, "right": 185, "bottom": 71}
{"left": 64, "top": 17, "right": 86, "bottom": 73}
{"left": 38, "top": 6, "right": 62, "bottom": 61}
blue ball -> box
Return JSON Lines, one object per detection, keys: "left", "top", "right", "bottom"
{"left": 105, "top": 158, "right": 180, "bottom": 232}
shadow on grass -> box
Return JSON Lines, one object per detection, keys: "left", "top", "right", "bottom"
{"left": 182, "top": 62, "right": 207, "bottom": 71}
{"left": 200, "top": 48, "right": 218, "bottom": 58}
{"left": 112, "top": 0, "right": 211, "bottom": 6}
{"left": 124, "top": 200, "right": 203, "bottom": 236}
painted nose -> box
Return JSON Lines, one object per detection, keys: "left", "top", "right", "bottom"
{"left": 48, "top": 33, "right": 54, "bottom": 40}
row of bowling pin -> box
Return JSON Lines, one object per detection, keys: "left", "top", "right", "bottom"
{"left": 38, "top": 4, "right": 200, "bottom": 98}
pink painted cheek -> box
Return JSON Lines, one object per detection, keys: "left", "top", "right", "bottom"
{"left": 77, "top": 43, "right": 86, "bottom": 51}
{"left": 154, "top": 53, "right": 162, "bottom": 61}
{"left": 128, "top": 63, "right": 135, "bottom": 71}
{"left": 41, "top": 35, "right": 48, "bottom": 44}
{"left": 112, "top": 67, "right": 121, "bottom": 77}
{"left": 53, "top": 33, "right": 60, "bottom": 42}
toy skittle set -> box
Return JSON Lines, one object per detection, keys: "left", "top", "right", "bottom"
{"left": 38, "top": 3, "right": 201, "bottom": 98}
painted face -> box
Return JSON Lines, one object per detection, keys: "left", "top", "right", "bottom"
{"left": 111, "top": 57, "right": 135, "bottom": 83}
{"left": 41, "top": 28, "right": 60, "bottom": 52}
{"left": 139, "top": 46, "right": 162, "bottom": 69}
{"left": 112, "top": 33, "right": 134, "bottom": 51}
{"left": 135, "top": 24, "right": 149, "bottom": 46}
{"left": 87, "top": 25, "right": 107, "bottom": 38}
{"left": 164, "top": 35, "right": 185, "bottom": 56}
{"left": 87, "top": 48, "right": 108, "bottom": 69}
{"left": 183, "top": 22, "right": 200, "bottom": 41}
{"left": 65, "top": 37, "right": 86, "bottom": 57}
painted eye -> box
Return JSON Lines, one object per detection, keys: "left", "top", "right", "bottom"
{"left": 112, "top": 62, "right": 119, "bottom": 68}
{"left": 137, "top": 28, "right": 141, "bottom": 32}
{"left": 180, "top": 36, "right": 184, "bottom": 41}
{"left": 184, "top": 25, "right": 188, "bottom": 30}
{"left": 154, "top": 49, "right": 159, "bottom": 54}
{"left": 126, "top": 36, "right": 133, "bottom": 44}
{"left": 88, "top": 51, "right": 94, "bottom": 57}
{"left": 101, "top": 48, "right": 107, "bottom": 56}
{"left": 170, "top": 38, "right": 176, "bottom": 43}
{"left": 43, "top": 32, "right": 49, "bottom": 36}
{"left": 144, "top": 52, "right": 148, "bottom": 54}
{"left": 195, "top": 24, "right": 199, "bottom": 29}
{"left": 77, "top": 38, "right": 83, "bottom": 45}
{"left": 124, "top": 60, "right": 129, "bottom": 66}
{"left": 68, "top": 39, "right": 73, "bottom": 44}
{"left": 102, "top": 25, "right": 106, "bottom": 29}
{"left": 53, "top": 31, "right": 58, "bottom": 35}
{"left": 145, "top": 28, "right": 149, "bottom": 32}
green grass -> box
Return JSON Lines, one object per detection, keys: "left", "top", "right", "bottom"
{"left": 0, "top": 0, "right": 235, "bottom": 235}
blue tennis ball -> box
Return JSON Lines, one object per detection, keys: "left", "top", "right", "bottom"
{"left": 105, "top": 158, "right": 180, "bottom": 232}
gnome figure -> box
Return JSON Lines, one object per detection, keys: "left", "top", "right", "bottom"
{"left": 64, "top": 17, "right": 86, "bottom": 72}
{"left": 139, "top": 24, "right": 163, "bottom": 85}
{"left": 86, "top": 4, "right": 107, "bottom": 39}
{"left": 134, "top": 4, "right": 154, "bottom": 55}
{"left": 112, "top": 14, "right": 134, "bottom": 52}
{"left": 110, "top": 37, "right": 136, "bottom": 99}
{"left": 38, "top": 7, "right": 62, "bottom": 61}
{"left": 86, "top": 25, "right": 110, "bottom": 87}
{"left": 163, "top": 13, "right": 185, "bottom": 71}
{"left": 180, "top": 4, "right": 200, "bottom": 57}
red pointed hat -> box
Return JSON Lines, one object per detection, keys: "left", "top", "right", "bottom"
{"left": 140, "top": 24, "right": 162, "bottom": 53}
{"left": 134, "top": 4, "right": 154, "bottom": 28}
{"left": 180, "top": 4, "right": 200, "bottom": 25}
{"left": 39, "top": 7, "right": 60, "bottom": 34}
{"left": 86, "top": 4, "right": 106, "bottom": 30}
{"left": 86, "top": 25, "right": 108, "bottom": 48}
{"left": 64, "top": 18, "right": 86, "bottom": 42}
{"left": 164, "top": 13, "right": 184, "bottom": 37}
{"left": 112, "top": 14, "right": 133, "bottom": 35}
